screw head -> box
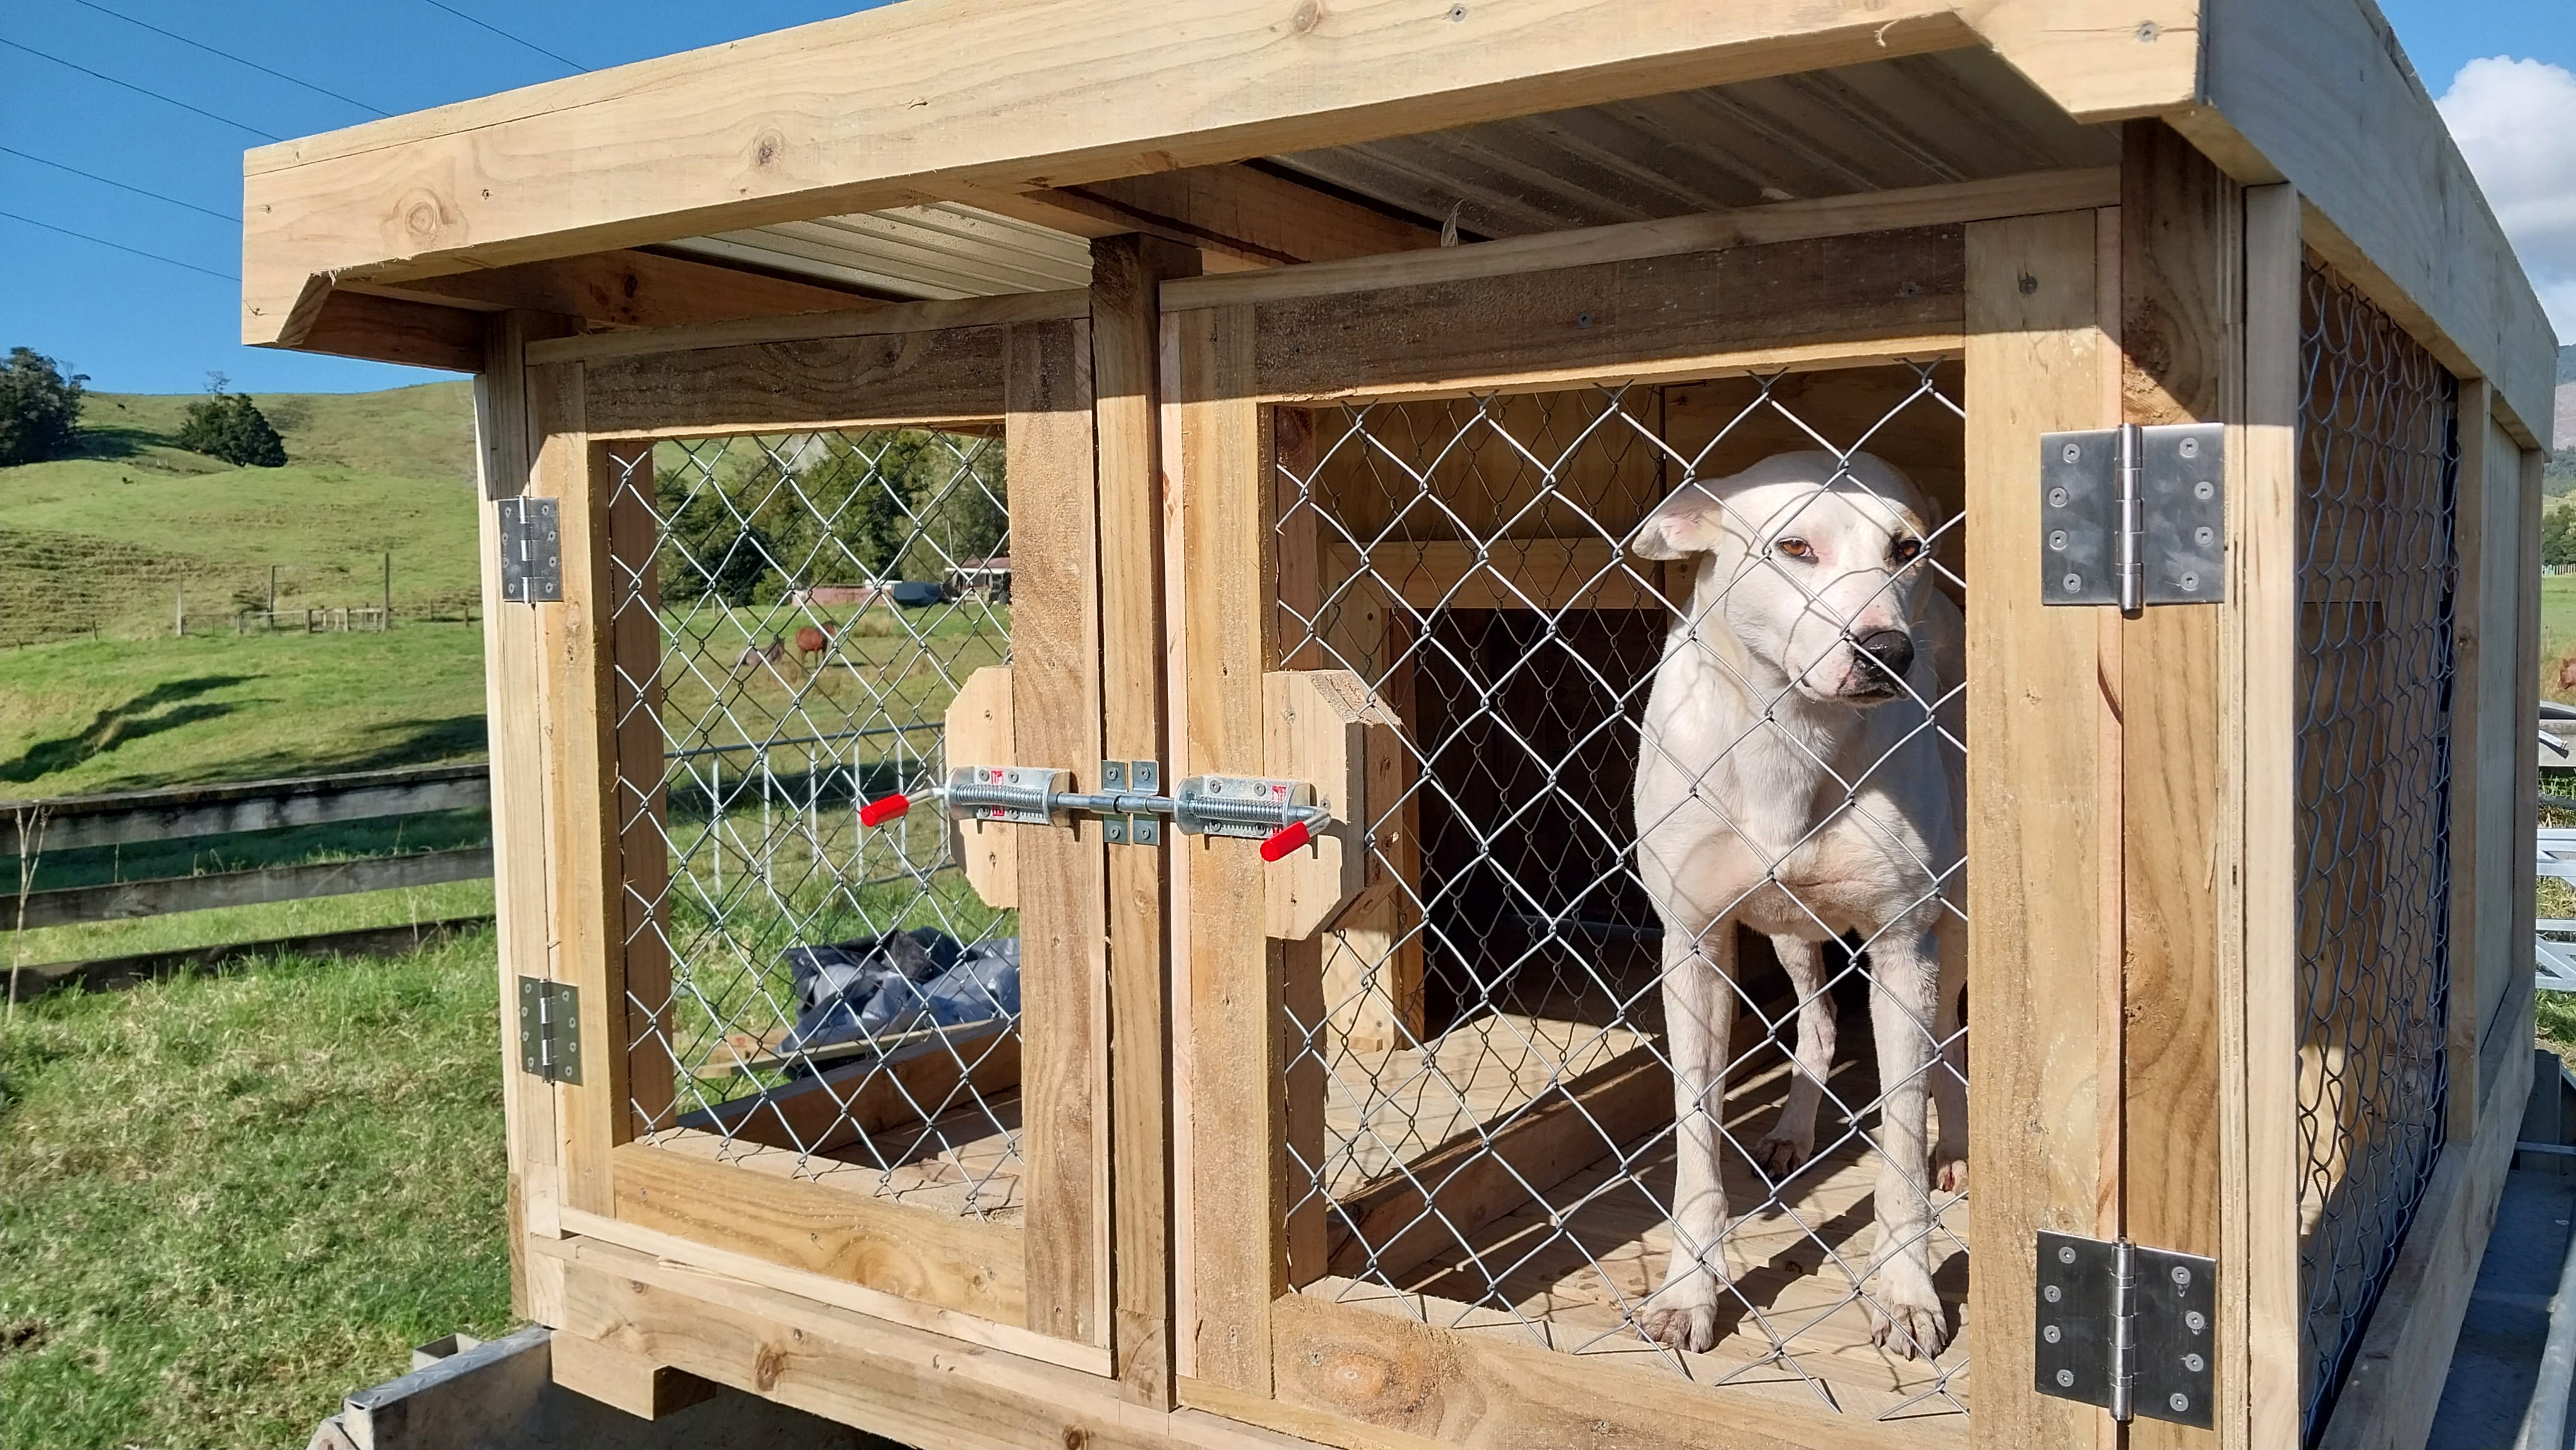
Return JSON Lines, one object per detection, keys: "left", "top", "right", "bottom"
{"left": 2043, "top": 1324, "right": 2061, "bottom": 1344}
{"left": 2194, "top": 479, "right": 2215, "bottom": 500}
{"left": 2056, "top": 1369, "right": 2076, "bottom": 1388}
{"left": 2062, "top": 573, "right": 2083, "bottom": 593}
{"left": 1576, "top": 311, "right": 1593, "bottom": 328}
{"left": 2049, "top": 529, "right": 2069, "bottom": 551}
{"left": 2179, "top": 572, "right": 2199, "bottom": 590}
{"left": 2185, "top": 1352, "right": 2205, "bottom": 1372}
{"left": 2044, "top": 1284, "right": 2063, "bottom": 1303}
{"left": 2178, "top": 436, "right": 2200, "bottom": 459}
{"left": 2058, "top": 1245, "right": 2078, "bottom": 1266}
{"left": 2061, "top": 443, "right": 2081, "bottom": 464}
{"left": 2048, "top": 486, "right": 2070, "bottom": 507}
{"left": 2170, "top": 1393, "right": 2190, "bottom": 1413}
{"left": 2185, "top": 1310, "right": 2207, "bottom": 1332}
{"left": 2195, "top": 525, "right": 2214, "bottom": 546}
{"left": 2171, "top": 1265, "right": 2192, "bottom": 1287}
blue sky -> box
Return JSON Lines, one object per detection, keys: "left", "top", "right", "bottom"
{"left": 0, "top": 1, "right": 2565, "bottom": 396}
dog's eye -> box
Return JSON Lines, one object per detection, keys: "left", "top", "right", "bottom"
{"left": 1890, "top": 537, "right": 1924, "bottom": 565}
{"left": 1775, "top": 538, "right": 1813, "bottom": 560}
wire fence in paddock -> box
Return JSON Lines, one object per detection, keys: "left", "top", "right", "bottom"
{"left": 2293, "top": 261, "right": 2460, "bottom": 1441}
{"left": 602, "top": 426, "right": 1030, "bottom": 1222}
{"left": 1273, "top": 364, "right": 1970, "bottom": 1413}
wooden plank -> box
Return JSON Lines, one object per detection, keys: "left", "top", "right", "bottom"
{"left": 1962, "top": 208, "right": 2114, "bottom": 1450}
{"left": 548, "top": 1329, "right": 719, "bottom": 1419}
{"left": 1318, "top": 539, "right": 1669, "bottom": 614}
{"left": 610, "top": 1135, "right": 1025, "bottom": 1324}
{"left": 604, "top": 439, "right": 673, "bottom": 1141}
{"left": 1095, "top": 233, "right": 1200, "bottom": 1405}
{"left": 528, "top": 289, "right": 1090, "bottom": 367}
{"left": 546, "top": 1233, "right": 1304, "bottom": 1450}
{"left": 2314, "top": 1048, "right": 2532, "bottom": 1450}
{"left": 1239, "top": 227, "right": 1964, "bottom": 403}
{"left": 348, "top": 248, "right": 880, "bottom": 328}
{"left": 1172, "top": 303, "right": 1284, "bottom": 1393}
{"left": 1265, "top": 1289, "right": 1952, "bottom": 1450}
{"left": 2470, "top": 421, "right": 2529, "bottom": 1082}
{"left": 2491, "top": 446, "right": 2544, "bottom": 1099}
{"left": 2236, "top": 182, "right": 2305, "bottom": 1450}
{"left": 1322, "top": 1043, "right": 1667, "bottom": 1284}
{"left": 239, "top": 0, "right": 2217, "bottom": 339}
{"left": 479, "top": 311, "right": 571, "bottom": 1314}
{"left": 1050, "top": 165, "right": 1439, "bottom": 267}
{"left": 0, "top": 763, "right": 489, "bottom": 854}
{"left": 1166, "top": 170, "right": 2117, "bottom": 314}
{"left": 1262, "top": 671, "right": 1373, "bottom": 942}
{"left": 682, "top": 1024, "right": 1022, "bottom": 1153}
{"left": 2445, "top": 383, "right": 2500, "bottom": 1141}
{"left": 580, "top": 324, "right": 1011, "bottom": 439}
{"left": 288, "top": 288, "right": 482, "bottom": 372}
{"left": 2187, "top": 0, "right": 2556, "bottom": 445}
{"left": 1007, "top": 314, "right": 1111, "bottom": 1348}
{"left": 2119, "top": 119, "right": 2238, "bottom": 1450}
{"left": 531, "top": 359, "right": 632, "bottom": 1221}
{"left": 4, "top": 846, "right": 492, "bottom": 930}
{"left": 946, "top": 666, "right": 1019, "bottom": 910}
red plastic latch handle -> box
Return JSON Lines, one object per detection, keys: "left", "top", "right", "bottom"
{"left": 859, "top": 793, "right": 912, "bottom": 827}
{"left": 1260, "top": 818, "right": 1311, "bottom": 863}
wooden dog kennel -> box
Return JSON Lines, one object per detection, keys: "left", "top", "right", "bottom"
{"left": 239, "top": 3, "right": 2555, "bottom": 1447}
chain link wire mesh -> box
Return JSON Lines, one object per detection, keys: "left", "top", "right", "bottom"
{"left": 1274, "top": 365, "right": 1969, "bottom": 1414}
{"left": 605, "top": 426, "right": 1030, "bottom": 1221}
{"left": 2294, "top": 260, "right": 2460, "bottom": 1440}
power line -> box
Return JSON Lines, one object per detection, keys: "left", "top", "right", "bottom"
{"left": 66, "top": 0, "right": 391, "bottom": 118}
{"left": 417, "top": 0, "right": 588, "bottom": 73}
{"left": 0, "top": 145, "right": 240, "bottom": 224}
{"left": 0, "top": 37, "right": 282, "bottom": 142}
{"left": 0, "top": 210, "right": 239, "bottom": 282}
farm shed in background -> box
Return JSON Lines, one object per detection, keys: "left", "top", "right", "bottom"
{"left": 239, "top": 3, "right": 2556, "bottom": 1448}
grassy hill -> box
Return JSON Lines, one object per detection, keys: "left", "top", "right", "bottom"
{"left": 3, "top": 385, "right": 487, "bottom": 797}
{"left": 4, "top": 383, "right": 480, "bottom": 645}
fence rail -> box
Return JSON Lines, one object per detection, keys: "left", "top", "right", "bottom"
{"left": 7, "top": 847, "right": 495, "bottom": 932}
{"left": 2, "top": 762, "right": 492, "bottom": 856}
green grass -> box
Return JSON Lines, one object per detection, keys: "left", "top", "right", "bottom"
{"left": 0, "top": 630, "right": 487, "bottom": 798}
{"left": 0, "top": 933, "right": 513, "bottom": 1450}
{"left": 3, "top": 384, "right": 479, "bottom": 647}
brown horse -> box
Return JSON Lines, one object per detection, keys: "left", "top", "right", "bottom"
{"left": 2556, "top": 646, "right": 2576, "bottom": 696}
{"left": 794, "top": 623, "right": 835, "bottom": 672}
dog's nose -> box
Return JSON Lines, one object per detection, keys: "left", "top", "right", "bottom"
{"left": 1854, "top": 628, "right": 1915, "bottom": 683}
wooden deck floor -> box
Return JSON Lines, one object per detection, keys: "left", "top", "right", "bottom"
{"left": 806, "top": 1091, "right": 1025, "bottom": 1223}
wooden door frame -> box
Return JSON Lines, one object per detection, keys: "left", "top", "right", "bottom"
{"left": 498, "top": 292, "right": 1114, "bottom": 1372}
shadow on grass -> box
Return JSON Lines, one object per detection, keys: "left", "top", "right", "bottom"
{"left": 0, "top": 678, "right": 251, "bottom": 788}
{"left": 29, "top": 714, "right": 494, "bottom": 797}
{"left": 70, "top": 425, "right": 169, "bottom": 460}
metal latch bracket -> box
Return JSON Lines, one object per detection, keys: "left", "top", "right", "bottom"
{"left": 2035, "top": 1230, "right": 2214, "bottom": 1427}
{"left": 498, "top": 497, "right": 563, "bottom": 604}
{"left": 2040, "top": 422, "right": 2225, "bottom": 609}
{"left": 516, "top": 976, "right": 582, "bottom": 1084}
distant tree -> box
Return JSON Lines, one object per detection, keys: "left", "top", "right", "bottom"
{"left": 177, "top": 381, "right": 287, "bottom": 468}
{"left": 2546, "top": 507, "right": 2576, "bottom": 569}
{"left": 0, "top": 347, "right": 88, "bottom": 465}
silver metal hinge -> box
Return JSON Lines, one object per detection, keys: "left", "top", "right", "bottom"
{"left": 515, "top": 976, "right": 582, "bottom": 1084}
{"left": 2035, "top": 1230, "right": 2214, "bottom": 1427}
{"left": 2040, "top": 422, "right": 2226, "bottom": 609}
{"left": 1099, "top": 760, "right": 1162, "bottom": 846}
{"left": 497, "top": 497, "right": 562, "bottom": 604}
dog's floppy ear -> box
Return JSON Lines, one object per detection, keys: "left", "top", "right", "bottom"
{"left": 1630, "top": 478, "right": 1725, "bottom": 560}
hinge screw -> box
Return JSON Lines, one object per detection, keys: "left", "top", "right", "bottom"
{"left": 2170, "top": 1394, "right": 2190, "bottom": 1413}
{"left": 2194, "top": 480, "right": 2214, "bottom": 500}
{"left": 2049, "top": 486, "right": 2070, "bottom": 507}
{"left": 2184, "top": 1353, "right": 2204, "bottom": 1372}
{"left": 2185, "top": 1310, "right": 2207, "bottom": 1332}
{"left": 2043, "top": 1324, "right": 2061, "bottom": 1343}
{"left": 2044, "top": 1284, "right": 2063, "bottom": 1302}
{"left": 2056, "top": 1369, "right": 2075, "bottom": 1388}
{"left": 2058, "top": 1246, "right": 2077, "bottom": 1264}
{"left": 2170, "top": 1266, "right": 2192, "bottom": 1287}
{"left": 2178, "top": 436, "right": 2200, "bottom": 459}
{"left": 2061, "top": 443, "right": 2081, "bottom": 465}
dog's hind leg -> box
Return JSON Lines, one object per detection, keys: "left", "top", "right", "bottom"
{"left": 1931, "top": 914, "right": 1968, "bottom": 1194}
{"left": 1643, "top": 919, "right": 1738, "bottom": 1355}
{"left": 1862, "top": 928, "right": 1951, "bottom": 1360}
{"left": 1753, "top": 934, "right": 1835, "bottom": 1180}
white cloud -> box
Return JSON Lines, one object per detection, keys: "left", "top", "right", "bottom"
{"left": 2437, "top": 56, "right": 2576, "bottom": 342}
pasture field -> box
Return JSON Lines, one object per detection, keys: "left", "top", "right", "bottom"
{"left": 0, "top": 932, "right": 513, "bottom": 1450}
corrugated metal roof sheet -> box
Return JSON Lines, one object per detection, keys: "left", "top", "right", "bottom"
{"left": 667, "top": 48, "right": 2110, "bottom": 296}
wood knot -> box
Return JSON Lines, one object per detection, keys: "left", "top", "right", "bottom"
{"left": 752, "top": 1340, "right": 787, "bottom": 1391}
{"left": 752, "top": 129, "right": 785, "bottom": 167}
{"left": 1061, "top": 1430, "right": 1088, "bottom": 1450}
{"left": 1290, "top": 0, "right": 1323, "bottom": 33}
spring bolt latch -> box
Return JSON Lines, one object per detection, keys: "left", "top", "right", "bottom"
{"left": 861, "top": 762, "right": 1328, "bottom": 861}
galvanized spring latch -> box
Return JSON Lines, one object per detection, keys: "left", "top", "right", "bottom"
{"left": 861, "top": 762, "right": 1331, "bottom": 861}
{"left": 2034, "top": 1230, "right": 2215, "bottom": 1427}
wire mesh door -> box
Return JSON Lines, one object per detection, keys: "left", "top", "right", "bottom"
{"left": 1269, "top": 363, "right": 1971, "bottom": 1418}
{"left": 576, "top": 312, "right": 1106, "bottom": 1343}
{"left": 2291, "top": 257, "right": 2460, "bottom": 1440}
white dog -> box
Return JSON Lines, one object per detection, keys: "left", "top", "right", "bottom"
{"left": 1629, "top": 449, "right": 1966, "bottom": 1360}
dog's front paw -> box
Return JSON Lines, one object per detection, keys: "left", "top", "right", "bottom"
{"left": 1642, "top": 1266, "right": 1724, "bottom": 1353}
{"left": 1933, "top": 1154, "right": 1967, "bottom": 1195}
{"left": 1866, "top": 1284, "right": 1952, "bottom": 1360}
{"left": 1754, "top": 1130, "right": 1814, "bottom": 1180}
